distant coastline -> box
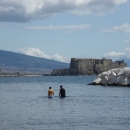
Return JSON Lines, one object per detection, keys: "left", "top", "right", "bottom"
{"left": 51, "top": 58, "right": 127, "bottom": 76}
{"left": 0, "top": 58, "right": 127, "bottom": 77}
{"left": 0, "top": 74, "right": 45, "bottom": 77}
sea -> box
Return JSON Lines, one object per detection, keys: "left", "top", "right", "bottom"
{"left": 0, "top": 76, "right": 130, "bottom": 130}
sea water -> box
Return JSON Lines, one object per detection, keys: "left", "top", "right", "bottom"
{"left": 0, "top": 76, "right": 130, "bottom": 130}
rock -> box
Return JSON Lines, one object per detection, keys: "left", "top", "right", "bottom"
{"left": 100, "top": 76, "right": 109, "bottom": 85}
{"left": 108, "top": 72, "right": 117, "bottom": 85}
{"left": 125, "top": 70, "right": 130, "bottom": 79}
{"left": 111, "top": 68, "right": 122, "bottom": 74}
{"left": 97, "top": 71, "right": 111, "bottom": 79}
{"left": 90, "top": 67, "right": 130, "bottom": 86}
{"left": 120, "top": 77, "right": 130, "bottom": 86}
{"left": 115, "top": 75, "right": 125, "bottom": 85}
{"left": 93, "top": 78, "right": 102, "bottom": 84}
{"left": 117, "top": 68, "right": 130, "bottom": 76}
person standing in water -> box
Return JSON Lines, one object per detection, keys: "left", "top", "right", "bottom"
{"left": 48, "top": 87, "right": 54, "bottom": 97}
{"left": 59, "top": 85, "right": 66, "bottom": 98}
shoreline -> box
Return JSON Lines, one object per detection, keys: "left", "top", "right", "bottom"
{"left": 0, "top": 74, "right": 44, "bottom": 77}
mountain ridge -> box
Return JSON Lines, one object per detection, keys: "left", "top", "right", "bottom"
{"left": 0, "top": 50, "right": 69, "bottom": 74}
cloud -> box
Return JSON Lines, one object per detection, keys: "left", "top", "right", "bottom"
{"left": 103, "top": 23, "right": 130, "bottom": 33}
{"left": 26, "top": 24, "right": 92, "bottom": 30}
{"left": 16, "top": 47, "right": 70, "bottom": 63}
{"left": 103, "top": 52, "right": 125, "bottom": 58}
{"left": 0, "top": 0, "right": 128, "bottom": 22}
{"left": 17, "top": 47, "right": 51, "bottom": 59}
{"left": 52, "top": 54, "right": 69, "bottom": 62}
{"left": 103, "top": 47, "right": 130, "bottom": 59}
{"left": 2, "top": 22, "right": 12, "bottom": 27}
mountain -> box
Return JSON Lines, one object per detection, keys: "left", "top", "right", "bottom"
{"left": 0, "top": 50, "right": 69, "bottom": 74}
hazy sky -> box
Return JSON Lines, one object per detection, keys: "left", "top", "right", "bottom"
{"left": 0, "top": 0, "right": 130, "bottom": 63}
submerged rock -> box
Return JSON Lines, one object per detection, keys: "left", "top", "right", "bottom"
{"left": 89, "top": 68, "right": 130, "bottom": 86}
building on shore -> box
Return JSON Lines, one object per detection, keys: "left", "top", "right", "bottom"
{"left": 51, "top": 58, "right": 127, "bottom": 76}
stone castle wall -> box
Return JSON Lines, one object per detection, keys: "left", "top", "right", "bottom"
{"left": 69, "top": 58, "right": 127, "bottom": 75}
{"left": 51, "top": 58, "right": 127, "bottom": 75}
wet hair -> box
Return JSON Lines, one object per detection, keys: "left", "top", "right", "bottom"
{"left": 49, "top": 87, "right": 51, "bottom": 89}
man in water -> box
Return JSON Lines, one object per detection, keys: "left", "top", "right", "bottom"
{"left": 48, "top": 87, "right": 54, "bottom": 97}
{"left": 59, "top": 85, "right": 66, "bottom": 98}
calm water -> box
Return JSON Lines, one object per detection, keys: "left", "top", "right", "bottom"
{"left": 0, "top": 76, "right": 130, "bottom": 130}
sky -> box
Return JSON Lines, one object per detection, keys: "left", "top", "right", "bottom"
{"left": 0, "top": 0, "right": 130, "bottom": 63}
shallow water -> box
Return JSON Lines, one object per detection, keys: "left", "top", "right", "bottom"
{"left": 0, "top": 76, "right": 130, "bottom": 130}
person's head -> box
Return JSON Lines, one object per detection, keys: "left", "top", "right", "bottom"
{"left": 49, "top": 87, "right": 51, "bottom": 89}
{"left": 60, "top": 85, "right": 63, "bottom": 88}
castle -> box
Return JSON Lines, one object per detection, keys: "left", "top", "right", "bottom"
{"left": 51, "top": 58, "right": 127, "bottom": 75}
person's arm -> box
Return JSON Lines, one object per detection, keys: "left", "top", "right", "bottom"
{"left": 48, "top": 90, "right": 49, "bottom": 96}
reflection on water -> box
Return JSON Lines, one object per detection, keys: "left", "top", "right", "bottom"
{"left": 0, "top": 76, "right": 130, "bottom": 130}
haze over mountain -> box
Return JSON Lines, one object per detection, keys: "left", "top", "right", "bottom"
{"left": 0, "top": 50, "right": 69, "bottom": 74}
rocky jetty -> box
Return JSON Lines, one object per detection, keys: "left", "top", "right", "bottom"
{"left": 89, "top": 68, "right": 130, "bottom": 86}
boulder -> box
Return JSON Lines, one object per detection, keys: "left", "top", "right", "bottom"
{"left": 93, "top": 78, "right": 102, "bottom": 85}
{"left": 115, "top": 75, "right": 125, "bottom": 85}
{"left": 97, "top": 71, "right": 111, "bottom": 79}
{"left": 90, "top": 67, "right": 130, "bottom": 86}
{"left": 111, "top": 68, "right": 122, "bottom": 74}
{"left": 100, "top": 76, "right": 109, "bottom": 85}
{"left": 108, "top": 71, "right": 117, "bottom": 85}
{"left": 120, "top": 77, "right": 130, "bottom": 86}
{"left": 117, "top": 68, "right": 130, "bottom": 76}
{"left": 125, "top": 70, "right": 130, "bottom": 79}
